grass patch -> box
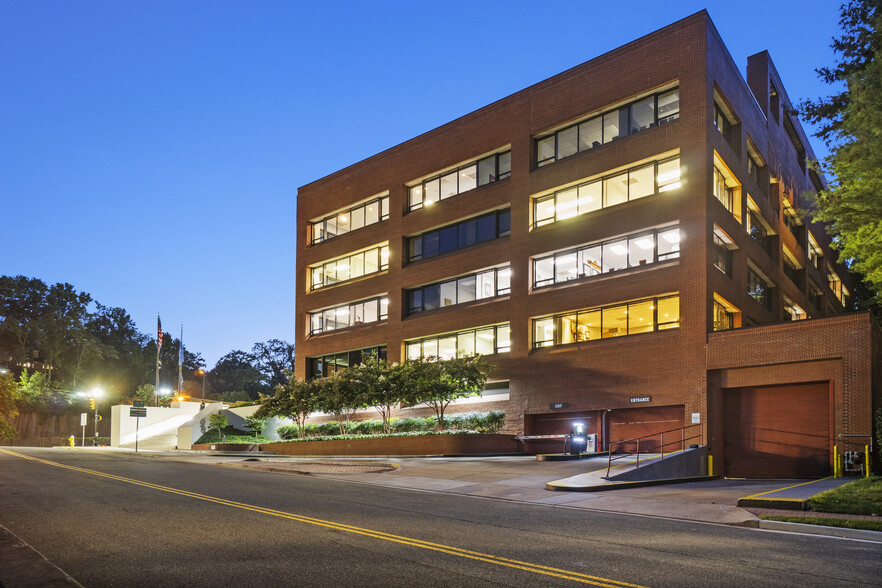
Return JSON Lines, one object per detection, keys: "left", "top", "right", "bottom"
{"left": 809, "top": 476, "right": 882, "bottom": 516}
{"left": 760, "top": 515, "right": 882, "bottom": 533}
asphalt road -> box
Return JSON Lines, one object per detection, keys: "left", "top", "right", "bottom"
{"left": 0, "top": 448, "right": 879, "bottom": 587}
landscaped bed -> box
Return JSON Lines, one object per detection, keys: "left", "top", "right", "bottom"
{"left": 758, "top": 476, "right": 882, "bottom": 533}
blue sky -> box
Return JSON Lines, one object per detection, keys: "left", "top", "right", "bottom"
{"left": 0, "top": 0, "right": 843, "bottom": 367}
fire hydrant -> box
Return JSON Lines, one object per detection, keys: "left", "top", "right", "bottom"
{"left": 68, "top": 435, "right": 75, "bottom": 447}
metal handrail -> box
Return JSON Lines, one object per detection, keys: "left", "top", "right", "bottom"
{"left": 606, "top": 423, "right": 703, "bottom": 477}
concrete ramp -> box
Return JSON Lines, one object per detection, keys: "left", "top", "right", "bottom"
{"left": 547, "top": 447, "right": 713, "bottom": 491}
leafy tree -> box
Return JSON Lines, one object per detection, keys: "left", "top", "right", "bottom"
{"left": 798, "top": 0, "right": 882, "bottom": 309}
{"left": 347, "top": 354, "right": 399, "bottom": 434}
{"left": 0, "top": 275, "right": 49, "bottom": 368}
{"left": 209, "top": 413, "right": 228, "bottom": 440}
{"left": 251, "top": 339, "right": 295, "bottom": 390}
{"left": 16, "top": 369, "right": 70, "bottom": 412}
{"left": 315, "top": 370, "right": 362, "bottom": 435}
{"left": 0, "top": 372, "right": 19, "bottom": 440}
{"left": 134, "top": 384, "right": 155, "bottom": 407}
{"left": 244, "top": 415, "right": 268, "bottom": 439}
{"left": 402, "top": 356, "right": 490, "bottom": 430}
{"left": 209, "top": 350, "right": 267, "bottom": 400}
{"left": 256, "top": 375, "right": 319, "bottom": 438}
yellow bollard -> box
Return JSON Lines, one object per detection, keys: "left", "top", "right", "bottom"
{"left": 708, "top": 454, "right": 713, "bottom": 477}
{"left": 833, "top": 445, "right": 839, "bottom": 478}
{"left": 866, "top": 445, "right": 871, "bottom": 478}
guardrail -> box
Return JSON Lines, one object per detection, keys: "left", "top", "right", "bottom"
{"left": 606, "top": 423, "right": 703, "bottom": 477}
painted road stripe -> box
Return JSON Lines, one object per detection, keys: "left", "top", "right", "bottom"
{"left": 1, "top": 449, "right": 647, "bottom": 587}
{"left": 741, "top": 477, "right": 833, "bottom": 499}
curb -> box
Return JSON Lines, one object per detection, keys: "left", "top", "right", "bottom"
{"left": 0, "top": 524, "right": 82, "bottom": 587}
{"left": 737, "top": 497, "right": 807, "bottom": 510}
{"left": 758, "top": 519, "right": 882, "bottom": 542}
{"left": 546, "top": 475, "right": 716, "bottom": 492}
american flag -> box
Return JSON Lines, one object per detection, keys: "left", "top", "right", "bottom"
{"left": 157, "top": 315, "right": 163, "bottom": 350}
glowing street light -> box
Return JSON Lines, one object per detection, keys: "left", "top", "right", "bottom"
{"left": 196, "top": 369, "right": 207, "bottom": 403}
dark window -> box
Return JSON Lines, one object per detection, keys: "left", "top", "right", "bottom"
{"left": 407, "top": 209, "right": 511, "bottom": 263}
{"left": 713, "top": 234, "right": 732, "bottom": 276}
{"left": 406, "top": 266, "right": 510, "bottom": 315}
{"left": 747, "top": 268, "right": 772, "bottom": 310}
{"left": 536, "top": 88, "right": 679, "bottom": 167}
{"left": 307, "top": 346, "right": 387, "bottom": 379}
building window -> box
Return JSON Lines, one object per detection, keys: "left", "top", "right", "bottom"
{"left": 713, "top": 228, "right": 734, "bottom": 276}
{"left": 532, "top": 156, "right": 679, "bottom": 229}
{"left": 309, "top": 296, "right": 388, "bottom": 336}
{"left": 536, "top": 88, "right": 679, "bottom": 167}
{"left": 713, "top": 165, "right": 735, "bottom": 213}
{"left": 784, "top": 297, "right": 807, "bottom": 321}
{"left": 405, "top": 324, "right": 511, "bottom": 360}
{"left": 307, "top": 346, "right": 387, "bottom": 379}
{"left": 828, "top": 270, "right": 843, "bottom": 302}
{"left": 748, "top": 153, "right": 763, "bottom": 187}
{"left": 714, "top": 102, "right": 733, "bottom": 144}
{"left": 532, "top": 226, "right": 679, "bottom": 288}
{"left": 808, "top": 233, "right": 823, "bottom": 268}
{"left": 746, "top": 208, "right": 770, "bottom": 253}
{"left": 713, "top": 299, "right": 736, "bottom": 331}
{"left": 408, "top": 150, "right": 511, "bottom": 211}
{"left": 407, "top": 266, "right": 510, "bottom": 315}
{"left": 783, "top": 199, "right": 801, "bottom": 234}
{"left": 309, "top": 244, "right": 389, "bottom": 291}
{"left": 310, "top": 195, "right": 390, "bottom": 245}
{"left": 747, "top": 267, "right": 772, "bottom": 309}
{"left": 407, "top": 209, "right": 510, "bottom": 263}
{"left": 532, "top": 295, "right": 679, "bottom": 348}
{"left": 783, "top": 253, "right": 801, "bottom": 286}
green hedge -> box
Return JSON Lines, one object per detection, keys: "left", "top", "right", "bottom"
{"left": 276, "top": 411, "right": 505, "bottom": 440}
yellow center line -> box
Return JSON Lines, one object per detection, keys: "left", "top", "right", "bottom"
{"left": 742, "top": 477, "right": 833, "bottom": 499}
{"left": 1, "top": 448, "right": 647, "bottom": 587}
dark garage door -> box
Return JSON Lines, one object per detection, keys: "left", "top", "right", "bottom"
{"left": 526, "top": 411, "right": 598, "bottom": 454}
{"left": 608, "top": 405, "right": 685, "bottom": 453}
{"left": 723, "top": 382, "right": 830, "bottom": 478}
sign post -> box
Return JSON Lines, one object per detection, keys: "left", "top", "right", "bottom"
{"left": 80, "top": 413, "right": 87, "bottom": 447}
{"left": 130, "top": 400, "right": 146, "bottom": 452}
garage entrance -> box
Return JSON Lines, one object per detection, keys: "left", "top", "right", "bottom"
{"left": 525, "top": 411, "right": 598, "bottom": 454}
{"left": 723, "top": 382, "right": 831, "bottom": 478}
{"left": 608, "top": 405, "right": 685, "bottom": 453}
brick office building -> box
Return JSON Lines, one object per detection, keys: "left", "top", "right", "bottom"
{"left": 295, "top": 11, "right": 881, "bottom": 477}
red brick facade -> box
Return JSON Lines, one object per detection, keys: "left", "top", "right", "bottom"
{"left": 296, "top": 12, "right": 880, "bottom": 476}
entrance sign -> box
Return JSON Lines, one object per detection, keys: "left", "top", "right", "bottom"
{"left": 630, "top": 396, "right": 651, "bottom": 403}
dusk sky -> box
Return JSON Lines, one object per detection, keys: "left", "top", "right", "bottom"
{"left": 1, "top": 1, "right": 843, "bottom": 368}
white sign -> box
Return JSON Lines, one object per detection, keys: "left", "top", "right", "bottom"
{"left": 80, "top": 413, "right": 87, "bottom": 426}
{"left": 691, "top": 412, "right": 701, "bottom": 424}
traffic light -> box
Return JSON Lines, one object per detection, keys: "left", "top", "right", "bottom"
{"left": 89, "top": 399, "right": 95, "bottom": 410}
{"left": 96, "top": 415, "right": 103, "bottom": 422}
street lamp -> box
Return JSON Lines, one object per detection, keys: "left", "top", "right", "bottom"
{"left": 196, "top": 369, "right": 207, "bottom": 402}
{"left": 91, "top": 387, "right": 102, "bottom": 438}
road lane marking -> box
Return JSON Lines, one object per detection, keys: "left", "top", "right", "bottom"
{"left": 1, "top": 448, "right": 647, "bottom": 587}
{"left": 741, "top": 477, "right": 833, "bottom": 499}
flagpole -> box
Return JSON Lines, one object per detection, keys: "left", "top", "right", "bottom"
{"left": 155, "top": 314, "right": 162, "bottom": 407}
{"left": 178, "top": 325, "right": 184, "bottom": 395}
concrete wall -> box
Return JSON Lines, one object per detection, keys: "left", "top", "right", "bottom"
{"left": 111, "top": 401, "right": 201, "bottom": 450}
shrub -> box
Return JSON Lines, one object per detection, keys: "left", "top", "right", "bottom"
{"left": 277, "top": 425, "right": 299, "bottom": 439}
